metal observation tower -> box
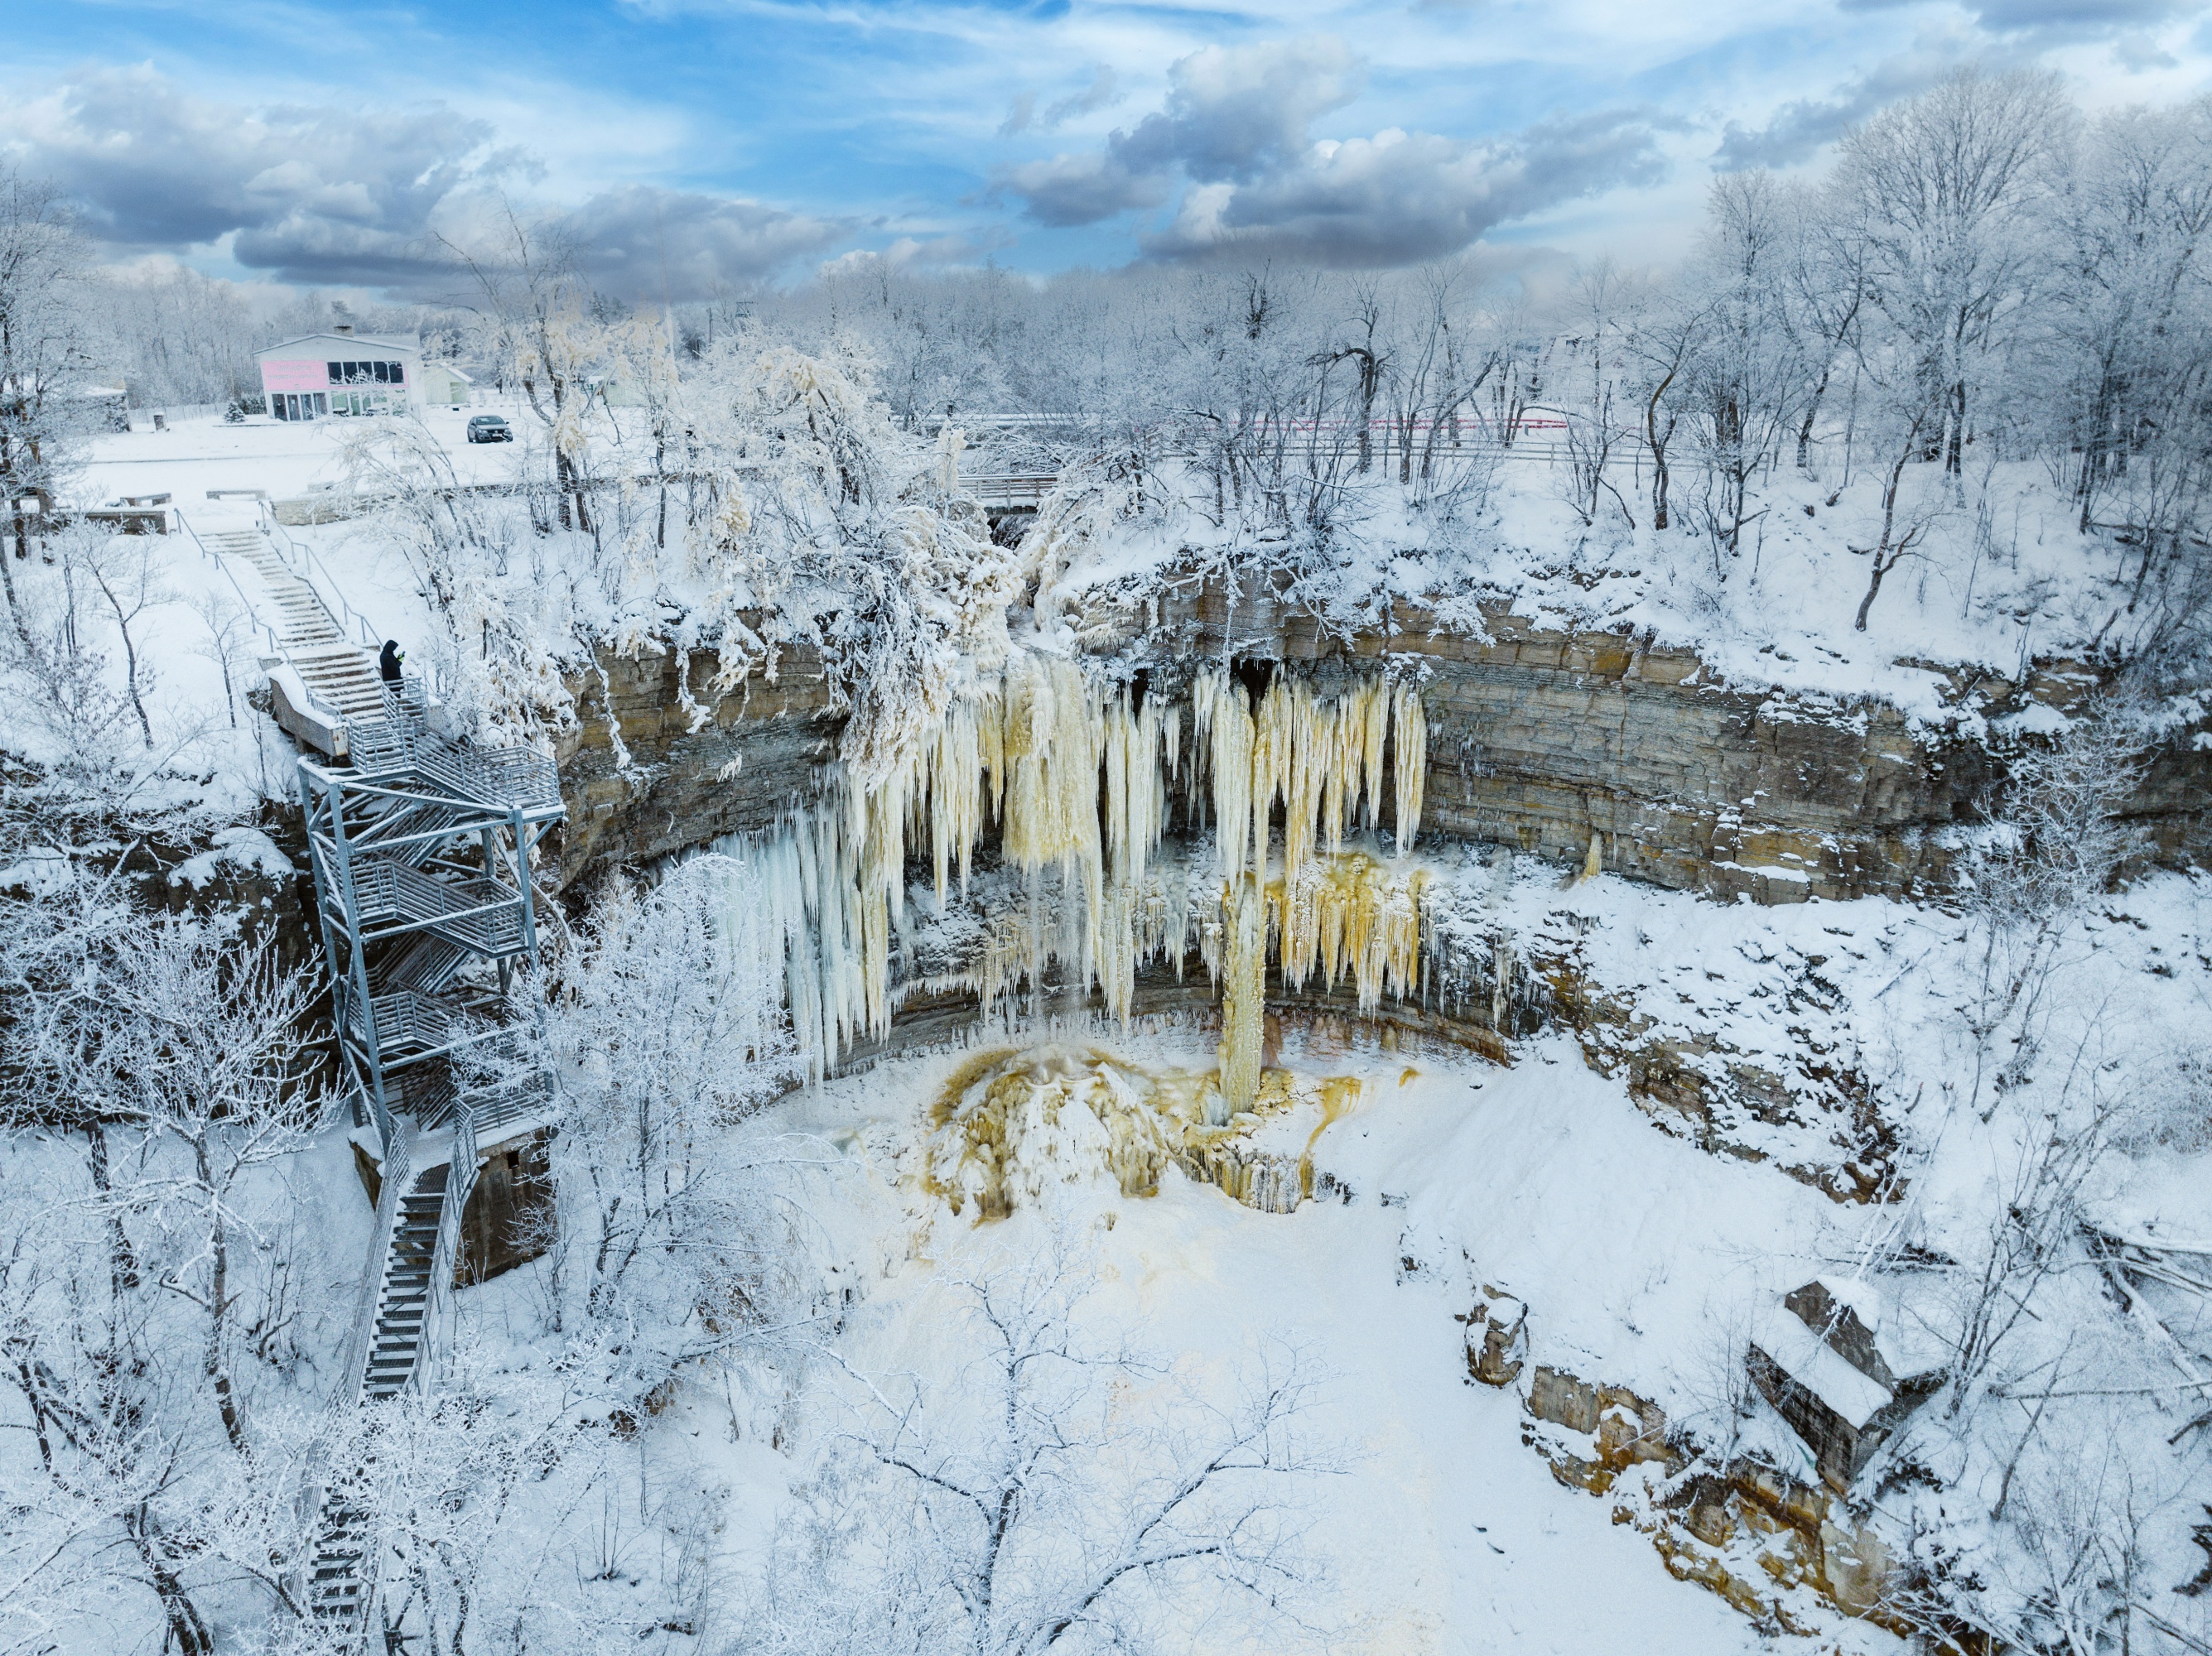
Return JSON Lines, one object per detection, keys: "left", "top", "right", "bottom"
{"left": 292, "top": 674, "right": 563, "bottom": 1640}
{"left": 296, "top": 676, "right": 563, "bottom": 1148}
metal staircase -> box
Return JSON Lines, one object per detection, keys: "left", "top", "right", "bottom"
{"left": 297, "top": 681, "right": 561, "bottom": 1143}
{"left": 179, "top": 506, "right": 405, "bottom": 763}
{"left": 303, "top": 1106, "right": 483, "bottom": 1641}
{"left": 362, "top": 1165, "right": 448, "bottom": 1399}
{"left": 292, "top": 667, "right": 561, "bottom": 1651}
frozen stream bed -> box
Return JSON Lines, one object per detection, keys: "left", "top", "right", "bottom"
{"left": 706, "top": 1027, "right": 1896, "bottom": 1655}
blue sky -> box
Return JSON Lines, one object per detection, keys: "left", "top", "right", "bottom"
{"left": 6, "top": 0, "right": 2210, "bottom": 298}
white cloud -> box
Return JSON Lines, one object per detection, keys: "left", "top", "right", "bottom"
{"left": 992, "top": 36, "right": 1664, "bottom": 266}
{"left": 0, "top": 64, "right": 844, "bottom": 295}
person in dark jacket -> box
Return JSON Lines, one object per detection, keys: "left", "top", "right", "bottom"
{"left": 378, "top": 640, "right": 405, "bottom": 683}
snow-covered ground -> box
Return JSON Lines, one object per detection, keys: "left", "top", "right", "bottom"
{"left": 470, "top": 1023, "right": 1885, "bottom": 1654}
{"left": 1043, "top": 455, "right": 2196, "bottom": 736}
{"left": 535, "top": 854, "right": 2206, "bottom": 1651}
{"left": 69, "top": 405, "right": 531, "bottom": 508}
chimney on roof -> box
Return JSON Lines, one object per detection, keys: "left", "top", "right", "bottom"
{"left": 333, "top": 324, "right": 354, "bottom": 337}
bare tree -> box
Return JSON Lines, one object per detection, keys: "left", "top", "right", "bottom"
{"left": 1685, "top": 171, "right": 1803, "bottom": 564}
{"left": 440, "top": 205, "right": 605, "bottom": 533}
{"left": 1626, "top": 288, "right": 1703, "bottom": 532}
{"left": 1785, "top": 187, "right": 1872, "bottom": 475}
{"left": 1558, "top": 263, "right": 1636, "bottom": 530}
{"left": 738, "top": 1241, "right": 1330, "bottom": 1656}
{"left": 1957, "top": 704, "right": 2150, "bottom": 1118}
{"left": 0, "top": 169, "right": 90, "bottom": 644}
{"left": 70, "top": 527, "right": 169, "bottom": 749}
{"left": 1832, "top": 70, "right": 2071, "bottom": 481}
{"left": 187, "top": 588, "right": 248, "bottom": 728}
{"left": 1849, "top": 405, "right": 1943, "bottom": 632}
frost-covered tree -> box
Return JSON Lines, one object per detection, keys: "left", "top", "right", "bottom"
{"left": 516, "top": 854, "right": 812, "bottom": 1396}
{"left": 444, "top": 208, "right": 612, "bottom": 533}
{"left": 738, "top": 1244, "right": 1330, "bottom": 1656}
{"left": 0, "top": 167, "right": 89, "bottom": 616}
{"left": 0, "top": 886, "right": 338, "bottom": 1652}
{"left": 1831, "top": 69, "right": 2071, "bottom": 479}
{"left": 1684, "top": 171, "right": 1807, "bottom": 561}
{"left": 1956, "top": 703, "right": 2150, "bottom": 1119}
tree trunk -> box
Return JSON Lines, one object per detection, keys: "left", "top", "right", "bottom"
{"left": 1646, "top": 370, "right": 1678, "bottom": 531}
{"left": 1795, "top": 363, "right": 1830, "bottom": 473}
{"left": 0, "top": 525, "right": 31, "bottom": 655}
{"left": 89, "top": 565, "right": 154, "bottom": 748}
{"left": 85, "top": 1120, "right": 140, "bottom": 1297}
{"left": 200, "top": 1143, "right": 248, "bottom": 1453}
{"left": 1853, "top": 551, "right": 1892, "bottom": 632}
{"left": 126, "top": 1507, "right": 214, "bottom": 1656}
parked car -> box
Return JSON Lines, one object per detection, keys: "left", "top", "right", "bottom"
{"left": 465, "top": 414, "right": 513, "bottom": 443}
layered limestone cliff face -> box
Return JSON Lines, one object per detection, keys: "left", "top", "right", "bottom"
{"left": 550, "top": 637, "right": 842, "bottom": 887}
{"left": 528, "top": 583, "right": 2203, "bottom": 1209}
{"left": 544, "top": 578, "right": 2207, "bottom": 906}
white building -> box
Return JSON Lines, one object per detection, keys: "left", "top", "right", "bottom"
{"left": 256, "top": 327, "right": 421, "bottom": 421}
{"left": 417, "top": 362, "right": 475, "bottom": 407}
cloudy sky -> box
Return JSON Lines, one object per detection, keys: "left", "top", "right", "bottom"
{"left": 6, "top": 0, "right": 2210, "bottom": 300}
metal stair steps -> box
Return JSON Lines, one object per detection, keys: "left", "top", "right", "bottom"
{"left": 348, "top": 855, "right": 528, "bottom": 955}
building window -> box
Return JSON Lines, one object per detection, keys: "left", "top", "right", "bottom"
{"left": 318, "top": 359, "right": 408, "bottom": 388}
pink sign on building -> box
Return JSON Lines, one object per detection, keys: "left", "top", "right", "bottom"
{"left": 262, "top": 359, "right": 329, "bottom": 393}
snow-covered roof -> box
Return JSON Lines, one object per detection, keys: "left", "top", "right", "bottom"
{"left": 1806, "top": 1276, "right": 1949, "bottom": 1382}
{"left": 1757, "top": 1319, "right": 1894, "bottom": 1431}
{"left": 255, "top": 333, "right": 419, "bottom": 360}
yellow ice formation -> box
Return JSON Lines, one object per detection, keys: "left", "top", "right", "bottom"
{"left": 730, "top": 653, "right": 1427, "bottom": 1085}
{"left": 1298, "top": 1075, "right": 1371, "bottom": 1201}
{"left": 1270, "top": 851, "right": 1429, "bottom": 1013}
{"left": 923, "top": 1044, "right": 1367, "bottom": 1220}
{"left": 1188, "top": 666, "right": 1428, "bottom": 1110}
{"left": 1217, "top": 874, "right": 1269, "bottom": 1119}
{"left": 924, "top": 1045, "right": 1210, "bottom": 1219}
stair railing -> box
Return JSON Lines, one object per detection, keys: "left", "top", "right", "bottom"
{"left": 412, "top": 739, "right": 562, "bottom": 814}
{"left": 340, "top": 1118, "right": 417, "bottom": 1406}
{"left": 173, "top": 508, "right": 282, "bottom": 657}
{"left": 291, "top": 1114, "right": 417, "bottom": 1631}
{"left": 416, "top": 1106, "right": 479, "bottom": 1394}
{"left": 258, "top": 499, "right": 383, "bottom": 648}
{"left": 336, "top": 676, "right": 430, "bottom": 777}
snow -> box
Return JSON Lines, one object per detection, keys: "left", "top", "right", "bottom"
{"left": 0, "top": 846, "right": 74, "bottom": 896}
{"left": 167, "top": 825, "right": 292, "bottom": 889}
{"left": 738, "top": 1023, "right": 1893, "bottom": 1655}
{"left": 66, "top": 405, "right": 533, "bottom": 509}
{"left": 1041, "top": 457, "right": 2159, "bottom": 740}
{"left": 11, "top": 355, "right": 2212, "bottom": 1651}
{"left": 1757, "top": 1317, "right": 1895, "bottom": 1432}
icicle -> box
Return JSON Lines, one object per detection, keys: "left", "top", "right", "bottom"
{"left": 1270, "top": 850, "right": 1427, "bottom": 1013}
{"left": 1206, "top": 676, "right": 1255, "bottom": 884}
{"left": 1217, "top": 872, "right": 1266, "bottom": 1122}
{"left": 729, "top": 657, "right": 1422, "bottom": 1081}
{"left": 1358, "top": 678, "right": 1389, "bottom": 833}
{"left": 1393, "top": 681, "right": 1427, "bottom": 854}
